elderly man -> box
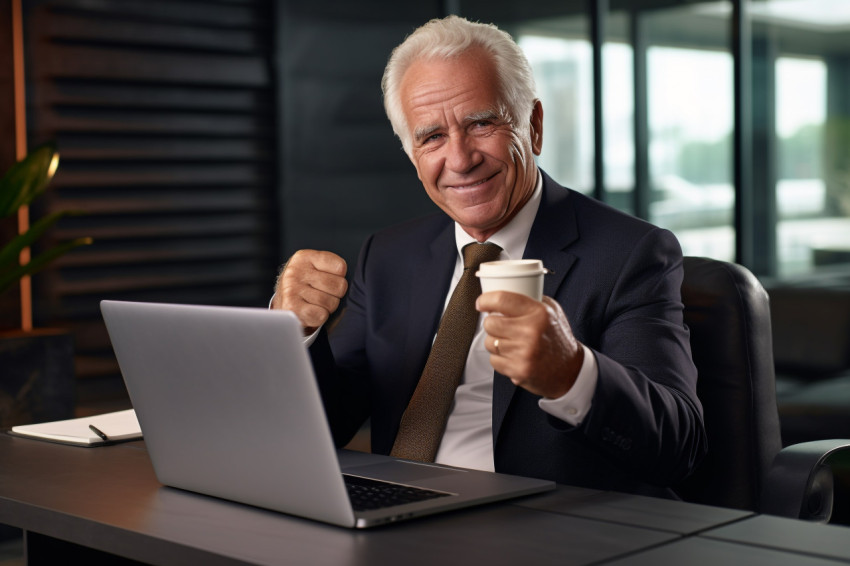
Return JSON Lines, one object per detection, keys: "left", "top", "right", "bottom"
{"left": 272, "top": 15, "right": 706, "bottom": 497}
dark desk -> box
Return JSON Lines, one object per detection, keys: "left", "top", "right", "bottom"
{"left": 2, "top": 434, "right": 849, "bottom": 565}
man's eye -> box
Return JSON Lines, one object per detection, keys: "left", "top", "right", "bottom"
{"left": 425, "top": 133, "right": 443, "bottom": 143}
{"left": 471, "top": 120, "right": 495, "bottom": 132}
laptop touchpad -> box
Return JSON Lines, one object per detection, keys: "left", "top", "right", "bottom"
{"left": 343, "top": 460, "right": 466, "bottom": 484}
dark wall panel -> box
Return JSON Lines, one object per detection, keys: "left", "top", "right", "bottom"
{"left": 275, "top": 2, "right": 441, "bottom": 270}
{"left": 23, "top": 0, "right": 277, "bottom": 408}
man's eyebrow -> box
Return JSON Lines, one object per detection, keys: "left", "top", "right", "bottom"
{"left": 465, "top": 110, "right": 500, "bottom": 123}
{"left": 413, "top": 124, "right": 441, "bottom": 143}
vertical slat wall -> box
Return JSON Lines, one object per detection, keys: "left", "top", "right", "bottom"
{"left": 23, "top": 0, "right": 277, "bottom": 406}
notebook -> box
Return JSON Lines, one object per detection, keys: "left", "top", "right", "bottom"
{"left": 10, "top": 409, "right": 141, "bottom": 446}
{"left": 100, "top": 300, "right": 555, "bottom": 528}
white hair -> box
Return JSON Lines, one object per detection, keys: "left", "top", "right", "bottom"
{"left": 381, "top": 15, "right": 537, "bottom": 156}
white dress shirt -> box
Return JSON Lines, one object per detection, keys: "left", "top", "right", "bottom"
{"left": 433, "top": 173, "right": 598, "bottom": 471}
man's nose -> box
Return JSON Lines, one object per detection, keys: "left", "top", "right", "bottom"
{"left": 445, "top": 134, "right": 481, "bottom": 173}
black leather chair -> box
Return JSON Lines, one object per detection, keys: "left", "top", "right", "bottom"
{"left": 674, "top": 256, "right": 850, "bottom": 523}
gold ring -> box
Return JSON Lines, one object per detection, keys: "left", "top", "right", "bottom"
{"left": 494, "top": 338, "right": 500, "bottom": 355}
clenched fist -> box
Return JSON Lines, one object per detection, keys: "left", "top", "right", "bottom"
{"left": 272, "top": 250, "right": 348, "bottom": 335}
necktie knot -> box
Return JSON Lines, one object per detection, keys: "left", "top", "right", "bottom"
{"left": 462, "top": 242, "right": 502, "bottom": 271}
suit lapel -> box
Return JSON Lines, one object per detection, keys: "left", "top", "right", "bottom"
{"left": 492, "top": 172, "right": 579, "bottom": 445}
{"left": 399, "top": 221, "right": 457, "bottom": 396}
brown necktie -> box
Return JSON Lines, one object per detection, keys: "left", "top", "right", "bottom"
{"left": 390, "top": 242, "right": 503, "bottom": 462}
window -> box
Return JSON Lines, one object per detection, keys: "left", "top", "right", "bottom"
{"left": 477, "top": 0, "right": 850, "bottom": 279}
{"left": 647, "top": 46, "right": 734, "bottom": 261}
{"left": 519, "top": 35, "right": 594, "bottom": 194}
{"left": 775, "top": 56, "right": 830, "bottom": 275}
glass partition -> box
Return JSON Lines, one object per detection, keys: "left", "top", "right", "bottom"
{"left": 457, "top": 0, "right": 850, "bottom": 278}
{"left": 760, "top": 0, "right": 850, "bottom": 275}
{"left": 515, "top": 15, "right": 593, "bottom": 194}
{"left": 602, "top": 12, "right": 635, "bottom": 214}
{"left": 644, "top": 3, "right": 735, "bottom": 261}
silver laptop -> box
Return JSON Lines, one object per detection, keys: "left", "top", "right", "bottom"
{"left": 100, "top": 300, "right": 555, "bottom": 528}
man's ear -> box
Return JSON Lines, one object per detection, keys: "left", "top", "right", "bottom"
{"left": 530, "top": 99, "right": 543, "bottom": 155}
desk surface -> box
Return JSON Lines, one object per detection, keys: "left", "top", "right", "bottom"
{"left": 1, "top": 433, "right": 849, "bottom": 566}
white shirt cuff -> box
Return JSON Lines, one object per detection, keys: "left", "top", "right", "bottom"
{"left": 537, "top": 344, "right": 597, "bottom": 426}
{"left": 303, "top": 327, "right": 320, "bottom": 347}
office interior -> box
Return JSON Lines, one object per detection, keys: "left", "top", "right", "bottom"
{"left": 1, "top": 0, "right": 849, "bottom": 548}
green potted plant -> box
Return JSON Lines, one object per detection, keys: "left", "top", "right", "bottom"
{"left": 0, "top": 142, "right": 91, "bottom": 427}
{"left": 0, "top": 142, "right": 91, "bottom": 295}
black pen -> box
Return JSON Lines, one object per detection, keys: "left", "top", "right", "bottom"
{"left": 89, "top": 424, "right": 110, "bottom": 442}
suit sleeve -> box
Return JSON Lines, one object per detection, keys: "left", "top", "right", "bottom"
{"left": 568, "top": 228, "right": 706, "bottom": 486}
{"left": 307, "top": 236, "right": 374, "bottom": 448}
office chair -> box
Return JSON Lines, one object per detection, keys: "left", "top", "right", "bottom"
{"left": 674, "top": 256, "right": 850, "bottom": 523}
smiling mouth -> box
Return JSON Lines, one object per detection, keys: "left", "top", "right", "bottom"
{"left": 447, "top": 173, "right": 497, "bottom": 190}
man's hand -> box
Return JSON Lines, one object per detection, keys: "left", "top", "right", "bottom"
{"left": 272, "top": 250, "right": 348, "bottom": 335}
{"left": 476, "top": 292, "right": 584, "bottom": 399}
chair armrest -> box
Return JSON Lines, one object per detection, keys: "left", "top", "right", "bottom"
{"left": 760, "top": 439, "right": 850, "bottom": 522}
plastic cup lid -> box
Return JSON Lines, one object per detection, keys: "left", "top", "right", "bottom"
{"left": 476, "top": 259, "right": 547, "bottom": 278}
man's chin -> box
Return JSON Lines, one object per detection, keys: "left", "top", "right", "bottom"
{"left": 454, "top": 212, "right": 508, "bottom": 241}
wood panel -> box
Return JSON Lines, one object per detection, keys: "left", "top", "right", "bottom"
{"left": 22, "top": 0, "right": 277, "bottom": 408}
{"left": 0, "top": 2, "right": 23, "bottom": 330}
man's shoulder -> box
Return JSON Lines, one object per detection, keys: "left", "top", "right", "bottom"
{"left": 541, "top": 175, "right": 660, "bottom": 235}
{"left": 536, "top": 173, "right": 679, "bottom": 263}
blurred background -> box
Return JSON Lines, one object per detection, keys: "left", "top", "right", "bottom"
{"left": 1, "top": 0, "right": 848, "bottom": 442}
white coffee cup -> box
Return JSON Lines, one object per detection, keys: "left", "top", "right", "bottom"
{"left": 476, "top": 259, "right": 546, "bottom": 301}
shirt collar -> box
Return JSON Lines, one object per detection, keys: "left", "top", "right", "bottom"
{"left": 454, "top": 171, "right": 543, "bottom": 261}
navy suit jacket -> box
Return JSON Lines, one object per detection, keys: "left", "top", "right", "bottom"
{"left": 310, "top": 172, "right": 707, "bottom": 496}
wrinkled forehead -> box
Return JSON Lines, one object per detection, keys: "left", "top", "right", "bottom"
{"left": 399, "top": 51, "right": 504, "bottom": 123}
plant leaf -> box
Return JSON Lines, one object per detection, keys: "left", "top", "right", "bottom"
{"left": 0, "top": 143, "right": 60, "bottom": 218}
{"left": 0, "top": 236, "right": 92, "bottom": 295}
{"left": 0, "top": 210, "right": 71, "bottom": 269}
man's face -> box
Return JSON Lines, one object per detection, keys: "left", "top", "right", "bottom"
{"left": 399, "top": 48, "right": 543, "bottom": 242}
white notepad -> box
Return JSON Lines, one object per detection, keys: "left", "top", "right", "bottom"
{"left": 10, "top": 409, "right": 142, "bottom": 446}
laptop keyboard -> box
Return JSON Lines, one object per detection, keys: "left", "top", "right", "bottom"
{"left": 343, "top": 474, "right": 451, "bottom": 511}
